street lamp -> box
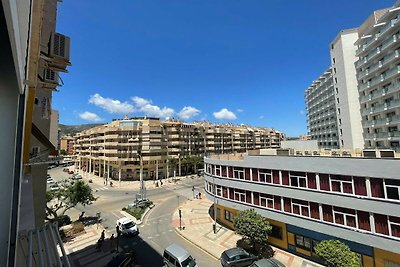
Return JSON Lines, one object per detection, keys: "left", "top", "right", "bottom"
{"left": 213, "top": 174, "right": 217, "bottom": 234}
{"left": 138, "top": 152, "right": 146, "bottom": 200}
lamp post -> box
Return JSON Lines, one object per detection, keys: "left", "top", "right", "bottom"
{"left": 138, "top": 152, "right": 145, "bottom": 200}
{"left": 213, "top": 174, "right": 217, "bottom": 234}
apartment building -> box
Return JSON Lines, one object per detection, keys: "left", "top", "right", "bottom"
{"left": 356, "top": 4, "right": 400, "bottom": 151}
{"left": 330, "top": 29, "right": 364, "bottom": 150}
{"left": 305, "top": 68, "right": 339, "bottom": 149}
{"left": 49, "top": 109, "right": 59, "bottom": 149}
{"left": 1, "top": 0, "right": 71, "bottom": 265}
{"left": 204, "top": 150, "right": 400, "bottom": 267}
{"left": 74, "top": 118, "right": 284, "bottom": 181}
{"left": 60, "top": 135, "right": 75, "bottom": 155}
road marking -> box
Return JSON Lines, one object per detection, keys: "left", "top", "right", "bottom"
{"left": 111, "top": 211, "right": 122, "bottom": 219}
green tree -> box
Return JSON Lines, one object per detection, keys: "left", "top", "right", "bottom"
{"left": 233, "top": 209, "right": 272, "bottom": 250}
{"left": 314, "top": 240, "right": 361, "bottom": 267}
{"left": 46, "top": 180, "right": 97, "bottom": 223}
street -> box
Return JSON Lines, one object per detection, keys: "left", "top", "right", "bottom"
{"left": 48, "top": 167, "right": 219, "bottom": 267}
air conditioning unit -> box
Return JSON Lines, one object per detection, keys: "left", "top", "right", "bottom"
{"left": 43, "top": 68, "right": 58, "bottom": 84}
{"left": 50, "top": 33, "right": 70, "bottom": 62}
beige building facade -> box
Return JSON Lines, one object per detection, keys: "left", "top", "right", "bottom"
{"left": 60, "top": 135, "right": 74, "bottom": 155}
{"left": 74, "top": 118, "right": 284, "bottom": 181}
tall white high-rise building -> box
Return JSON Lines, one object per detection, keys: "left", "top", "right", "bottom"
{"left": 355, "top": 6, "right": 400, "bottom": 151}
{"left": 330, "top": 29, "right": 364, "bottom": 150}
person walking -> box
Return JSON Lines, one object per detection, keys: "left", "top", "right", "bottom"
{"left": 109, "top": 234, "right": 115, "bottom": 250}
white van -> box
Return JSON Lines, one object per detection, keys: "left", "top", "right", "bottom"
{"left": 116, "top": 217, "right": 139, "bottom": 236}
{"left": 163, "top": 244, "right": 197, "bottom": 267}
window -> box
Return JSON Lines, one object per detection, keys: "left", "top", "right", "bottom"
{"left": 333, "top": 207, "right": 357, "bottom": 228}
{"left": 389, "top": 216, "right": 400, "bottom": 238}
{"left": 225, "top": 210, "right": 234, "bottom": 222}
{"left": 259, "top": 193, "right": 274, "bottom": 208}
{"left": 215, "top": 165, "right": 221, "bottom": 176}
{"left": 292, "top": 199, "right": 310, "bottom": 217}
{"left": 234, "top": 189, "right": 246, "bottom": 202}
{"left": 233, "top": 167, "right": 244, "bottom": 179}
{"left": 385, "top": 179, "right": 400, "bottom": 200}
{"left": 330, "top": 175, "right": 353, "bottom": 194}
{"left": 258, "top": 169, "right": 272, "bottom": 183}
{"left": 270, "top": 225, "right": 283, "bottom": 240}
{"left": 290, "top": 172, "right": 307, "bottom": 188}
{"left": 216, "top": 185, "right": 222, "bottom": 197}
{"left": 371, "top": 178, "right": 385, "bottom": 198}
{"left": 295, "top": 235, "right": 312, "bottom": 250}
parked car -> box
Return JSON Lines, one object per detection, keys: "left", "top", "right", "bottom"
{"left": 68, "top": 170, "right": 74, "bottom": 174}
{"left": 163, "top": 243, "right": 197, "bottom": 267}
{"left": 128, "top": 198, "right": 151, "bottom": 208}
{"left": 63, "top": 168, "right": 69, "bottom": 172}
{"left": 220, "top": 248, "right": 258, "bottom": 267}
{"left": 74, "top": 174, "right": 82, "bottom": 180}
{"left": 249, "top": 258, "right": 286, "bottom": 267}
{"left": 47, "top": 177, "right": 55, "bottom": 184}
{"left": 49, "top": 184, "right": 60, "bottom": 191}
{"left": 116, "top": 217, "right": 139, "bottom": 236}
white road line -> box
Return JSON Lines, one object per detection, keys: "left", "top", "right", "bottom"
{"left": 111, "top": 211, "right": 122, "bottom": 219}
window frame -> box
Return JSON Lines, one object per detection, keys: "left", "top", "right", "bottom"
{"left": 233, "top": 167, "right": 245, "bottom": 180}
{"left": 258, "top": 169, "right": 272, "bottom": 183}
{"left": 289, "top": 172, "right": 307, "bottom": 188}
{"left": 291, "top": 200, "right": 310, "bottom": 217}
{"left": 333, "top": 208, "right": 358, "bottom": 229}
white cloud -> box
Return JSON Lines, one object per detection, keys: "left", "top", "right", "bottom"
{"left": 178, "top": 106, "right": 201, "bottom": 120}
{"left": 213, "top": 108, "right": 237, "bottom": 120}
{"left": 131, "top": 96, "right": 175, "bottom": 119}
{"left": 89, "top": 93, "right": 134, "bottom": 114}
{"left": 237, "top": 109, "right": 244, "bottom": 113}
{"left": 79, "top": 111, "right": 102, "bottom": 122}
{"left": 259, "top": 115, "right": 264, "bottom": 119}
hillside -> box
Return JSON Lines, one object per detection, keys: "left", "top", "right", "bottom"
{"left": 59, "top": 123, "right": 103, "bottom": 136}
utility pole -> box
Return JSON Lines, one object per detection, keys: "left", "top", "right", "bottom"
{"left": 179, "top": 208, "right": 182, "bottom": 230}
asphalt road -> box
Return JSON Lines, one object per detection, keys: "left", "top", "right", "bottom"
{"left": 48, "top": 167, "right": 219, "bottom": 267}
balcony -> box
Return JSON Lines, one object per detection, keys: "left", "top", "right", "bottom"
{"left": 365, "top": 131, "right": 400, "bottom": 140}
{"left": 363, "top": 115, "right": 400, "bottom": 127}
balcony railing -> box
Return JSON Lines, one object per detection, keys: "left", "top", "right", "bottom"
{"left": 365, "top": 131, "right": 400, "bottom": 139}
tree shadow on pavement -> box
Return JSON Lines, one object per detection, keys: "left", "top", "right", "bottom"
{"left": 79, "top": 216, "right": 101, "bottom": 226}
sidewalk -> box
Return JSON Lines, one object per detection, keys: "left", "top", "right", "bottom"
{"left": 173, "top": 197, "right": 323, "bottom": 267}
{"left": 63, "top": 224, "right": 119, "bottom": 267}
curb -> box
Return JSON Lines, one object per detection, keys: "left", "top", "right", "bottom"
{"left": 120, "top": 206, "right": 151, "bottom": 225}
{"left": 173, "top": 202, "right": 219, "bottom": 261}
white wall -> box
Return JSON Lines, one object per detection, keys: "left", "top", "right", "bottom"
{"left": 330, "top": 30, "right": 364, "bottom": 150}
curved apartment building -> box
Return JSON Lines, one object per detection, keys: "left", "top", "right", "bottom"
{"left": 204, "top": 151, "right": 400, "bottom": 267}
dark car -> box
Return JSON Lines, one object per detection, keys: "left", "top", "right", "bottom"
{"left": 249, "top": 258, "right": 286, "bottom": 267}
{"left": 220, "top": 248, "right": 258, "bottom": 267}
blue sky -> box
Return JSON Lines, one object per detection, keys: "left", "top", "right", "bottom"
{"left": 53, "top": 0, "right": 395, "bottom": 136}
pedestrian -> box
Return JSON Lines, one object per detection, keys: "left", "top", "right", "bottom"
{"left": 198, "top": 192, "right": 201, "bottom": 199}
{"left": 109, "top": 234, "right": 115, "bottom": 250}
{"left": 100, "top": 230, "right": 105, "bottom": 242}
